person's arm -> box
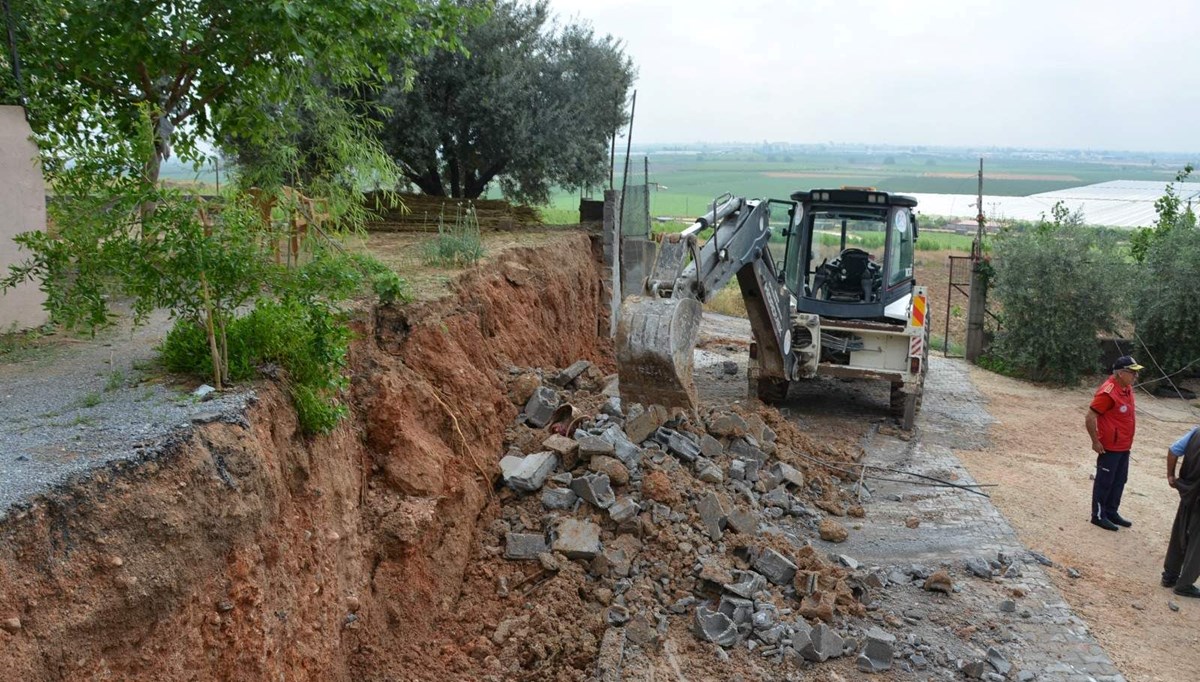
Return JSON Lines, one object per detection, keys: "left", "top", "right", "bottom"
{"left": 1168, "top": 450, "right": 1179, "bottom": 488}
{"left": 1085, "top": 410, "right": 1104, "bottom": 454}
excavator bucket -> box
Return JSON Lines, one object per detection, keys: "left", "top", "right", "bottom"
{"left": 616, "top": 296, "right": 703, "bottom": 411}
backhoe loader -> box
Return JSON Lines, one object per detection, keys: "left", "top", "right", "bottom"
{"left": 616, "top": 188, "right": 930, "bottom": 429}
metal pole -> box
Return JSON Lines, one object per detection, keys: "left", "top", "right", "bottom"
{"left": 3, "top": 0, "right": 27, "bottom": 110}
{"left": 966, "top": 158, "right": 987, "bottom": 362}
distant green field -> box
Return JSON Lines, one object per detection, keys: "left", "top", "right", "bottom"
{"left": 543, "top": 151, "right": 1182, "bottom": 224}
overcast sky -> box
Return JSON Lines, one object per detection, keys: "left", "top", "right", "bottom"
{"left": 547, "top": 0, "right": 1200, "bottom": 152}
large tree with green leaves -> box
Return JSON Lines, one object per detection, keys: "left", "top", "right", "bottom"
{"left": 5, "top": 0, "right": 471, "bottom": 189}
{"left": 375, "top": 0, "right": 635, "bottom": 204}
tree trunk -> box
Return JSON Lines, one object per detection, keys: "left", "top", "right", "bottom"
{"left": 464, "top": 159, "right": 506, "bottom": 199}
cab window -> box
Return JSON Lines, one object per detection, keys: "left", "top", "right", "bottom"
{"left": 887, "top": 209, "right": 914, "bottom": 288}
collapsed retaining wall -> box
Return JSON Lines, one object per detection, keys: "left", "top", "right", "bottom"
{"left": 0, "top": 233, "right": 607, "bottom": 680}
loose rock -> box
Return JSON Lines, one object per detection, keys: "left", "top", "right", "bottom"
{"left": 819, "top": 518, "right": 849, "bottom": 543}
{"left": 923, "top": 570, "right": 953, "bottom": 594}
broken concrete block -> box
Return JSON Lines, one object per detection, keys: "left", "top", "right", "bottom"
{"left": 726, "top": 508, "right": 758, "bottom": 535}
{"left": 595, "top": 626, "right": 625, "bottom": 682}
{"left": 700, "top": 434, "right": 724, "bottom": 459}
{"left": 625, "top": 404, "right": 667, "bottom": 443}
{"left": 591, "top": 545, "right": 632, "bottom": 578}
{"left": 856, "top": 628, "right": 895, "bottom": 672}
{"left": 729, "top": 437, "right": 766, "bottom": 461}
{"left": 697, "top": 461, "right": 724, "bottom": 484}
{"left": 959, "top": 659, "right": 987, "bottom": 679}
{"left": 798, "top": 623, "right": 843, "bottom": 662}
{"left": 499, "top": 452, "right": 558, "bottom": 493}
{"left": 695, "top": 605, "right": 740, "bottom": 647}
{"left": 578, "top": 434, "right": 615, "bottom": 459}
{"left": 771, "top": 461, "right": 805, "bottom": 489}
{"left": 697, "top": 492, "right": 727, "bottom": 541}
{"left": 542, "top": 434, "right": 581, "bottom": 469}
{"left": 604, "top": 604, "right": 631, "bottom": 626}
{"left": 964, "top": 557, "right": 993, "bottom": 579}
{"left": 504, "top": 532, "right": 548, "bottom": 560}
{"left": 571, "top": 473, "right": 616, "bottom": 509}
{"left": 552, "top": 519, "right": 601, "bottom": 560}
{"left": 761, "top": 485, "right": 791, "bottom": 509}
{"left": 742, "top": 459, "right": 761, "bottom": 482}
{"left": 986, "top": 647, "right": 1012, "bottom": 676}
{"left": 723, "top": 570, "right": 766, "bottom": 599}
{"left": 551, "top": 359, "right": 592, "bottom": 387}
{"left": 654, "top": 427, "right": 700, "bottom": 462}
{"left": 524, "top": 386, "right": 560, "bottom": 428}
{"left": 624, "top": 614, "right": 660, "bottom": 650}
{"left": 707, "top": 412, "right": 747, "bottom": 438}
{"left": 753, "top": 548, "right": 798, "bottom": 586}
{"left": 717, "top": 595, "right": 754, "bottom": 630}
{"left": 600, "top": 396, "right": 624, "bottom": 418}
{"left": 597, "top": 425, "right": 643, "bottom": 470}
{"left": 541, "top": 486, "right": 578, "bottom": 511}
{"left": 729, "top": 459, "right": 747, "bottom": 480}
{"left": 608, "top": 497, "right": 640, "bottom": 524}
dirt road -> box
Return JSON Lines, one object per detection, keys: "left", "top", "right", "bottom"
{"left": 958, "top": 368, "right": 1200, "bottom": 682}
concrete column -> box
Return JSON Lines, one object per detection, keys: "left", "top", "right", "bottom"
{"left": 0, "top": 106, "right": 48, "bottom": 332}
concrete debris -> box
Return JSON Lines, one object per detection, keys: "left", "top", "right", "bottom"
{"left": 596, "top": 425, "right": 643, "bottom": 470}
{"left": 1, "top": 616, "right": 21, "bottom": 633}
{"left": 819, "top": 518, "right": 849, "bottom": 543}
{"left": 964, "top": 557, "right": 993, "bottom": 579}
{"left": 1169, "top": 600, "right": 1180, "bottom": 612}
{"left": 960, "top": 658, "right": 988, "bottom": 679}
{"left": 725, "top": 508, "right": 758, "bottom": 535}
{"left": 605, "top": 604, "right": 631, "bottom": 626}
{"left": 504, "top": 532, "right": 548, "bottom": 560}
{"left": 798, "top": 623, "right": 844, "bottom": 662}
{"left": 986, "top": 646, "right": 1012, "bottom": 676}
{"left": 695, "top": 604, "right": 740, "bottom": 647}
{"left": 697, "top": 492, "right": 727, "bottom": 541}
{"left": 837, "top": 554, "right": 860, "bottom": 571}
{"left": 571, "top": 473, "right": 616, "bottom": 509}
{"left": 699, "top": 434, "right": 724, "bottom": 459}
{"left": 999, "top": 599, "right": 1017, "bottom": 613}
{"left": 552, "top": 519, "right": 601, "bottom": 560}
{"left": 761, "top": 485, "right": 791, "bottom": 509}
{"left": 753, "top": 548, "right": 798, "bottom": 586}
{"left": 595, "top": 626, "right": 626, "bottom": 682}
{"left": 600, "top": 396, "right": 624, "bottom": 418}
{"left": 729, "top": 437, "right": 766, "bottom": 461}
{"left": 550, "top": 359, "right": 592, "bottom": 387}
{"left": 729, "top": 459, "right": 747, "bottom": 481}
{"left": 697, "top": 462, "right": 724, "bottom": 484}
{"left": 625, "top": 614, "right": 661, "bottom": 650}
{"left": 772, "top": 462, "right": 806, "bottom": 489}
{"left": 541, "top": 486, "right": 577, "bottom": 511}
{"left": 1029, "top": 551, "right": 1054, "bottom": 567}
{"left": 192, "top": 383, "right": 216, "bottom": 398}
{"left": 654, "top": 427, "right": 701, "bottom": 462}
{"left": 608, "top": 497, "right": 640, "bottom": 524}
{"left": 625, "top": 404, "right": 668, "bottom": 444}
{"left": 499, "top": 452, "right": 558, "bottom": 493}
{"left": 577, "top": 434, "right": 615, "bottom": 459}
{"left": 591, "top": 545, "right": 632, "bottom": 578}
{"left": 723, "top": 570, "right": 767, "bottom": 599}
{"left": 855, "top": 627, "right": 896, "bottom": 673}
{"left": 541, "top": 434, "right": 580, "bottom": 469}
{"left": 524, "top": 386, "right": 560, "bottom": 427}
{"left": 1067, "top": 567, "right": 1081, "bottom": 579}
{"left": 707, "top": 413, "right": 748, "bottom": 438}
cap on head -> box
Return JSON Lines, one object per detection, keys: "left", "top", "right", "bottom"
{"left": 1112, "top": 356, "right": 1144, "bottom": 372}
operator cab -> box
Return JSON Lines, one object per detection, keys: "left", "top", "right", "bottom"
{"left": 781, "top": 188, "right": 918, "bottom": 322}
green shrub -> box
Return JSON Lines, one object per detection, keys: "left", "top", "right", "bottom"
{"left": 988, "top": 203, "right": 1128, "bottom": 384}
{"left": 1131, "top": 225, "right": 1200, "bottom": 376}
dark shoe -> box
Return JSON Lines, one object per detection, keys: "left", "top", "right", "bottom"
{"left": 1163, "top": 574, "right": 1179, "bottom": 588}
{"left": 1090, "top": 517, "right": 1119, "bottom": 531}
{"left": 1109, "top": 513, "right": 1132, "bottom": 528}
{"left": 1172, "top": 585, "right": 1200, "bottom": 598}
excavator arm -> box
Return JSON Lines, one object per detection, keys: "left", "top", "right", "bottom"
{"left": 617, "top": 196, "right": 796, "bottom": 410}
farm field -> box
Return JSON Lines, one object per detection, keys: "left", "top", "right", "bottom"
{"left": 545, "top": 149, "right": 1183, "bottom": 222}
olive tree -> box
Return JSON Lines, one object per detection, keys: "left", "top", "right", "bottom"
{"left": 375, "top": 0, "right": 636, "bottom": 204}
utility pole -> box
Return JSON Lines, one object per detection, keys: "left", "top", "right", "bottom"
{"left": 965, "top": 158, "right": 987, "bottom": 362}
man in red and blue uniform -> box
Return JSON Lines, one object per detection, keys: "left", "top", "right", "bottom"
{"left": 1084, "top": 355, "right": 1142, "bottom": 531}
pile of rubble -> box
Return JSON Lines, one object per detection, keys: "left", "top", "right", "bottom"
{"left": 476, "top": 360, "right": 912, "bottom": 678}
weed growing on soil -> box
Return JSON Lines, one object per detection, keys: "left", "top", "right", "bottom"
{"left": 423, "top": 203, "right": 483, "bottom": 267}
{"left": 76, "top": 392, "right": 102, "bottom": 408}
{"left": 104, "top": 369, "right": 126, "bottom": 392}
{"left": 704, "top": 280, "right": 748, "bottom": 318}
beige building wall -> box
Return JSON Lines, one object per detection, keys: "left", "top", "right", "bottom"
{"left": 0, "top": 105, "right": 48, "bottom": 332}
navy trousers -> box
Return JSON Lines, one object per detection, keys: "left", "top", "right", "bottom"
{"left": 1092, "top": 450, "right": 1130, "bottom": 521}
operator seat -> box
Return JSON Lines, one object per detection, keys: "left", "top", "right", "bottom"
{"left": 826, "top": 248, "right": 878, "bottom": 302}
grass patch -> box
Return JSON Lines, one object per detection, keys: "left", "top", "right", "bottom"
{"left": 704, "top": 280, "right": 748, "bottom": 317}
{"left": 76, "top": 391, "right": 103, "bottom": 408}
{"left": 103, "top": 369, "right": 126, "bottom": 392}
{"left": 423, "top": 205, "right": 483, "bottom": 267}
{"left": 931, "top": 335, "right": 965, "bottom": 357}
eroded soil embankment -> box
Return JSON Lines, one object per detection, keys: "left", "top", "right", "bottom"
{"left": 0, "top": 233, "right": 608, "bottom": 681}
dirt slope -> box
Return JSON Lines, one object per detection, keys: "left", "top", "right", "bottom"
{"left": 0, "top": 233, "right": 607, "bottom": 680}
